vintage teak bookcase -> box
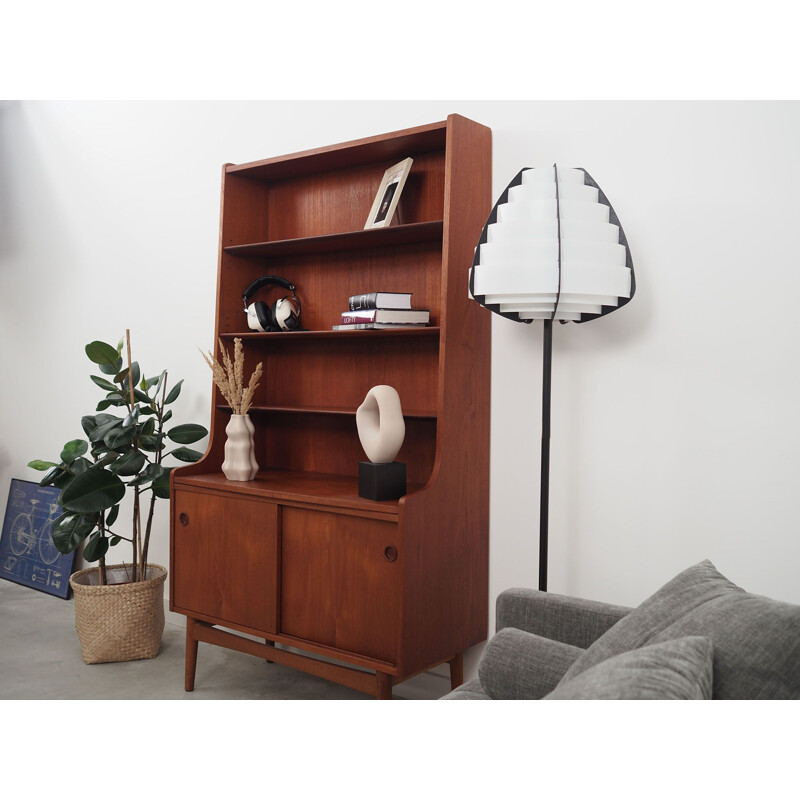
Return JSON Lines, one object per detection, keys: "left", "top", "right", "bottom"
{"left": 169, "top": 114, "right": 492, "bottom": 699}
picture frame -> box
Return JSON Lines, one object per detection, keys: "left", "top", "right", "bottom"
{"left": 0, "top": 478, "right": 76, "bottom": 599}
{"left": 364, "top": 157, "right": 414, "bottom": 229}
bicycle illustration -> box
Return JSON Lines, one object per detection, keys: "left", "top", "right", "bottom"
{"left": 9, "top": 498, "right": 61, "bottom": 565}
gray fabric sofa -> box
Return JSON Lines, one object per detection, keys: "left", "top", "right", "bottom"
{"left": 442, "top": 560, "right": 800, "bottom": 700}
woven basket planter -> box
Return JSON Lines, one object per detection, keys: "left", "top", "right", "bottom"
{"left": 69, "top": 563, "right": 167, "bottom": 665}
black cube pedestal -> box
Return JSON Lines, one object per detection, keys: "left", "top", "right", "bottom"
{"left": 358, "top": 461, "right": 407, "bottom": 501}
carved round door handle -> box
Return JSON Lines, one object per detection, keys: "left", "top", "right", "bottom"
{"left": 179, "top": 512, "right": 190, "bottom": 527}
{"left": 384, "top": 546, "right": 398, "bottom": 562}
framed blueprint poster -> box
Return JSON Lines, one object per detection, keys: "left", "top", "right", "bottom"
{"left": 0, "top": 479, "right": 76, "bottom": 599}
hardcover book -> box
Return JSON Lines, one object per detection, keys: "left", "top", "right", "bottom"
{"left": 347, "top": 292, "right": 412, "bottom": 310}
{"left": 340, "top": 308, "right": 430, "bottom": 325}
{"left": 332, "top": 322, "right": 429, "bottom": 330}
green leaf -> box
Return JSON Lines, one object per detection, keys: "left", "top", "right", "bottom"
{"left": 109, "top": 536, "right": 121, "bottom": 546}
{"left": 52, "top": 512, "right": 98, "bottom": 554}
{"left": 41, "top": 465, "right": 76, "bottom": 490}
{"left": 60, "top": 439, "right": 88, "bottom": 465}
{"left": 138, "top": 434, "right": 163, "bottom": 452}
{"left": 98, "top": 357, "right": 124, "bottom": 376}
{"left": 81, "top": 415, "right": 97, "bottom": 438}
{"left": 60, "top": 468, "right": 126, "bottom": 513}
{"left": 105, "top": 504, "right": 120, "bottom": 527}
{"left": 91, "top": 419, "right": 123, "bottom": 444}
{"left": 85, "top": 340, "right": 120, "bottom": 367}
{"left": 115, "top": 362, "right": 140, "bottom": 392}
{"left": 109, "top": 449, "right": 146, "bottom": 476}
{"left": 39, "top": 466, "right": 64, "bottom": 488}
{"left": 105, "top": 426, "right": 135, "bottom": 450}
{"left": 90, "top": 375, "right": 117, "bottom": 392}
{"left": 140, "top": 418, "right": 156, "bottom": 436}
{"left": 86, "top": 415, "right": 123, "bottom": 443}
{"left": 94, "top": 452, "right": 120, "bottom": 469}
{"left": 167, "top": 424, "right": 208, "bottom": 444}
{"left": 127, "top": 462, "right": 165, "bottom": 486}
{"left": 145, "top": 373, "right": 165, "bottom": 391}
{"left": 70, "top": 457, "right": 92, "bottom": 476}
{"left": 28, "top": 459, "right": 58, "bottom": 471}
{"left": 152, "top": 370, "right": 168, "bottom": 396}
{"left": 133, "top": 388, "right": 151, "bottom": 404}
{"left": 164, "top": 379, "right": 183, "bottom": 405}
{"left": 168, "top": 446, "right": 204, "bottom": 463}
{"left": 122, "top": 407, "right": 140, "bottom": 428}
{"left": 83, "top": 531, "right": 110, "bottom": 562}
{"left": 151, "top": 467, "right": 173, "bottom": 499}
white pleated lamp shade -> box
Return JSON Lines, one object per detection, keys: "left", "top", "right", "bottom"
{"left": 470, "top": 166, "right": 635, "bottom": 323}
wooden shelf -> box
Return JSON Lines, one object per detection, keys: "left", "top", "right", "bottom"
{"left": 217, "top": 404, "right": 437, "bottom": 420}
{"left": 224, "top": 221, "right": 444, "bottom": 259}
{"left": 175, "top": 469, "right": 424, "bottom": 518}
{"left": 219, "top": 327, "right": 440, "bottom": 341}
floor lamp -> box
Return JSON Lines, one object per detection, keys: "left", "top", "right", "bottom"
{"left": 469, "top": 165, "right": 635, "bottom": 591}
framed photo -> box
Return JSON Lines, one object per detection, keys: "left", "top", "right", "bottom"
{"left": 0, "top": 478, "right": 76, "bottom": 599}
{"left": 364, "top": 157, "right": 414, "bottom": 229}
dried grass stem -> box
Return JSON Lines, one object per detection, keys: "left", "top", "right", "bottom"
{"left": 200, "top": 338, "right": 262, "bottom": 415}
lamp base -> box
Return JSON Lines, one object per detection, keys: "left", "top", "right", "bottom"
{"left": 358, "top": 461, "right": 406, "bottom": 501}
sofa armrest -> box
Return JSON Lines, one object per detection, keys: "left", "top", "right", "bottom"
{"left": 497, "top": 588, "right": 632, "bottom": 650}
{"left": 478, "top": 628, "right": 584, "bottom": 699}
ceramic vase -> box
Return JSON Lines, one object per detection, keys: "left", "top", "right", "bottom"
{"left": 222, "top": 414, "right": 258, "bottom": 481}
{"left": 244, "top": 414, "right": 258, "bottom": 479}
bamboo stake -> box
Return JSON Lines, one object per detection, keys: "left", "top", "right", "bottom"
{"left": 125, "top": 330, "right": 141, "bottom": 580}
{"left": 125, "top": 329, "right": 135, "bottom": 407}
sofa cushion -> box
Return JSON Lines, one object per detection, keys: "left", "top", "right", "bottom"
{"left": 544, "top": 636, "right": 713, "bottom": 699}
{"left": 478, "top": 627, "right": 584, "bottom": 699}
{"left": 560, "top": 560, "right": 800, "bottom": 699}
{"left": 439, "top": 678, "right": 490, "bottom": 700}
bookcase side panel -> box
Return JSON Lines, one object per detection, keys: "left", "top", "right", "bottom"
{"left": 221, "top": 174, "right": 270, "bottom": 247}
{"left": 399, "top": 115, "right": 493, "bottom": 676}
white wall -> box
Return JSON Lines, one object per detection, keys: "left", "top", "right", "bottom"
{"left": 2, "top": 100, "right": 799, "bottom": 698}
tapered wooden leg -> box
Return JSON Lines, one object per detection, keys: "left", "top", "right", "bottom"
{"left": 185, "top": 617, "right": 199, "bottom": 692}
{"left": 376, "top": 671, "right": 393, "bottom": 700}
{"left": 449, "top": 652, "right": 463, "bottom": 690}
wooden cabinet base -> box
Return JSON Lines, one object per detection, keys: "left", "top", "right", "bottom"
{"left": 183, "top": 616, "right": 464, "bottom": 700}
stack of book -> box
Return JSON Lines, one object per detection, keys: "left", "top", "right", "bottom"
{"left": 333, "top": 292, "right": 430, "bottom": 330}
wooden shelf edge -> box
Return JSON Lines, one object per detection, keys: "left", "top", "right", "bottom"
{"left": 224, "top": 119, "right": 448, "bottom": 181}
{"left": 224, "top": 220, "right": 444, "bottom": 258}
{"left": 219, "top": 327, "right": 440, "bottom": 341}
{"left": 174, "top": 469, "right": 425, "bottom": 518}
{"left": 216, "top": 404, "right": 437, "bottom": 420}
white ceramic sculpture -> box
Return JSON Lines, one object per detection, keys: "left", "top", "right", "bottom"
{"left": 356, "top": 385, "right": 405, "bottom": 464}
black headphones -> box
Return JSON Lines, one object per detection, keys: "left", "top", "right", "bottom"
{"left": 242, "top": 276, "right": 301, "bottom": 332}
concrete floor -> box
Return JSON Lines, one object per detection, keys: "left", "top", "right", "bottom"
{"left": 0, "top": 578, "right": 382, "bottom": 700}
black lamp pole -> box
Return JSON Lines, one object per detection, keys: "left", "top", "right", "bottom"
{"left": 539, "top": 319, "right": 553, "bottom": 592}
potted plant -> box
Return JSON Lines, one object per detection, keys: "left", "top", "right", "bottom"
{"left": 28, "top": 331, "right": 207, "bottom": 664}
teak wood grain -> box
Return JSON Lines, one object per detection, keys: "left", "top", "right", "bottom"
{"left": 171, "top": 491, "right": 279, "bottom": 633}
{"left": 170, "top": 114, "right": 491, "bottom": 698}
